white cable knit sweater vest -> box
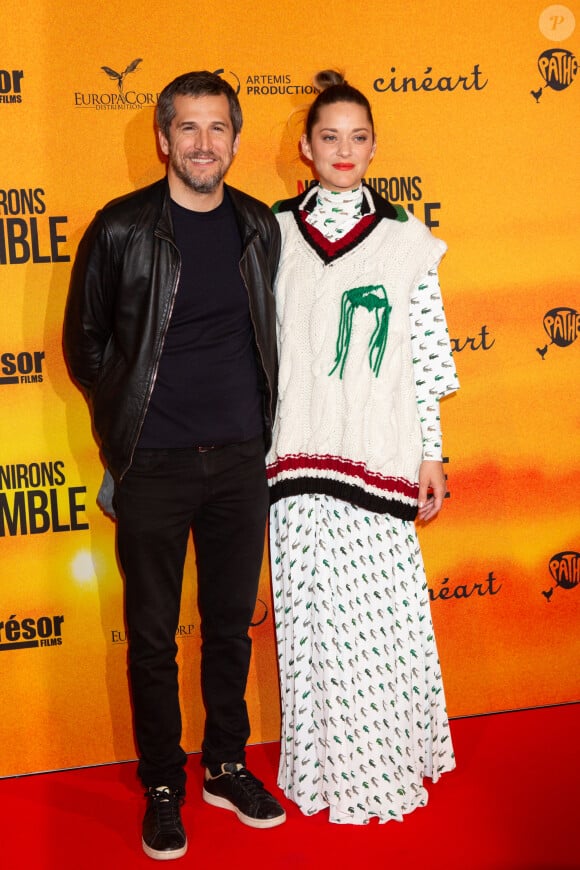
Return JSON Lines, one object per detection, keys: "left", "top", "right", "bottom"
{"left": 267, "top": 202, "right": 447, "bottom": 520}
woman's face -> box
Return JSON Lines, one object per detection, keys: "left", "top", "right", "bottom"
{"left": 301, "top": 101, "right": 376, "bottom": 192}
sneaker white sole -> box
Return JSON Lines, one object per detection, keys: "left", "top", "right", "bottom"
{"left": 202, "top": 787, "right": 286, "bottom": 829}
{"left": 142, "top": 838, "right": 188, "bottom": 861}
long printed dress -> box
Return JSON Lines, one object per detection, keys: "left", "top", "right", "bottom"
{"left": 268, "top": 185, "right": 458, "bottom": 825}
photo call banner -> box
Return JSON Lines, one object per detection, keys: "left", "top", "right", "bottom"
{"left": 1, "top": 0, "right": 578, "bottom": 777}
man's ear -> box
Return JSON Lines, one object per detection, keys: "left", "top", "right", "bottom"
{"left": 158, "top": 128, "right": 170, "bottom": 157}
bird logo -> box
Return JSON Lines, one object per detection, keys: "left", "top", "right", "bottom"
{"left": 101, "top": 58, "right": 143, "bottom": 101}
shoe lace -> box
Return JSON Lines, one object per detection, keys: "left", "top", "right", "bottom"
{"left": 147, "top": 787, "right": 183, "bottom": 828}
{"left": 231, "top": 768, "right": 267, "bottom": 800}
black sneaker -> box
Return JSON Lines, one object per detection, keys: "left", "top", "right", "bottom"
{"left": 142, "top": 786, "right": 187, "bottom": 861}
{"left": 202, "top": 763, "right": 286, "bottom": 829}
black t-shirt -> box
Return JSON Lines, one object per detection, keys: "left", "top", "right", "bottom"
{"left": 137, "top": 192, "right": 263, "bottom": 448}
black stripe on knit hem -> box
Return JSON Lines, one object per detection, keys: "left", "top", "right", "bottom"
{"left": 268, "top": 478, "right": 419, "bottom": 522}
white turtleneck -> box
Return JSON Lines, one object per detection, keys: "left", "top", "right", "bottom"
{"left": 305, "top": 184, "right": 374, "bottom": 242}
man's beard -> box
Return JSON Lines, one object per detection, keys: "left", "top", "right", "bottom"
{"left": 172, "top": 152, "right": 227, "bottom": 194}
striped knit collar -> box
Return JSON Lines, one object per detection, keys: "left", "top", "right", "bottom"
{"left": 274, "top": 183, "right": 407, "bottom": 265}
{"left": 296, "top": 184, "right": 378, "bottom": 263}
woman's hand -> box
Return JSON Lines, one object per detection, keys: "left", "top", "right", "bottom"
{"left": 417, "top": 460, "right": 446, "bottom": 522}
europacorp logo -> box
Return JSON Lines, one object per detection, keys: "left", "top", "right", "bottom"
{"left": 74, "top": 58, "right": 160, "bottom": 110}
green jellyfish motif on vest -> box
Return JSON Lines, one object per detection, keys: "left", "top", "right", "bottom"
{"left": 329, "top": 284, "right": 392, "bottom": 379}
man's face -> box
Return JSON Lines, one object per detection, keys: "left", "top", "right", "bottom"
{"left": 158, "top": 93, "right": 239, "bottom": 196}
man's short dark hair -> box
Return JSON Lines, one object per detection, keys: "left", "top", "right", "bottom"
{"left": 156, "top": 70, "right": 243, "bottom": 140}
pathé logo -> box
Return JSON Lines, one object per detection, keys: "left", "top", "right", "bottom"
{"left": 536, "top": 307, "right": 579, "bottom": 358}
{"left": 542, "top": 551, "right": 579, "bottom": 600}
{"left": 538, "top": 48, "right": 577, "bottom": 90}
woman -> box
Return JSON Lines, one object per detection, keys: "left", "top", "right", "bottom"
{"left": 266, "top": 70, "right": 459, "bottom": 825}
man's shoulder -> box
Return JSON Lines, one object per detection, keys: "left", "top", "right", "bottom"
{"left": 98, "top": 178, "right": 167, "bottom": 224}
{"left": 226, "top": 185, "right": 279, "bottom": 237}
{"left": 226, "top": 185, "right": 274, "bottom": 220}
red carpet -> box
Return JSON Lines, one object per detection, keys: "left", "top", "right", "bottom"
{"left": 2, "top": 703, "right": 579, "bottom": 869}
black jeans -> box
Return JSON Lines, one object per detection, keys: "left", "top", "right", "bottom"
{"left": 114, "top": 436, "right": 268, "bottom": 791}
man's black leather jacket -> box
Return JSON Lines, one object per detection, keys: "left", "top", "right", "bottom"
{"left": 63, "top": 178, "right": 280, "bottom": 481}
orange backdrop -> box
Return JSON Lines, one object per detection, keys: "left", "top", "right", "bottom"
{"left": 1, "top": 0, "right": 579, "bottom": 777}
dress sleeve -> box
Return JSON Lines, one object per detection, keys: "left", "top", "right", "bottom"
{"left": 410, "top": 266, "right": 459, "bottom": 460}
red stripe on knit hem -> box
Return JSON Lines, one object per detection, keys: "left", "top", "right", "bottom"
{"left": 267, "top": 454, "right": 417, "bottom": 498}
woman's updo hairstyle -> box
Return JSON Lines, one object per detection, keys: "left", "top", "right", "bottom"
{"left": 305, "top": 69, "right": 375, "bottom": 141}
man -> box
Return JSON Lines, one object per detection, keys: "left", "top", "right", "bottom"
{"left": 63, "top": 71, "right": 284, "bottom": 861}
